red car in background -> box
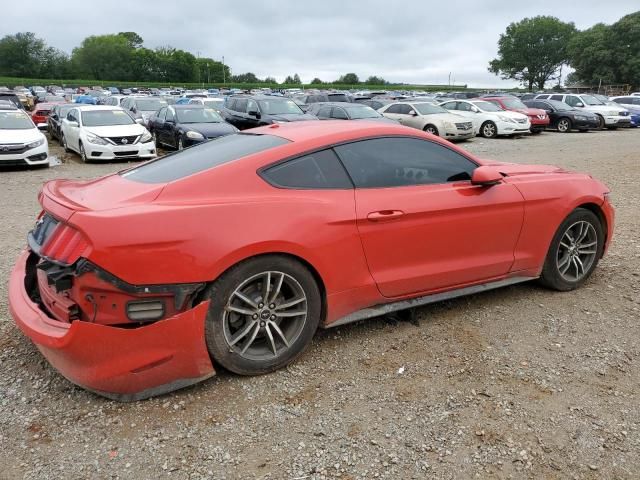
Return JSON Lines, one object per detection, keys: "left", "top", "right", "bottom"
{"left": 483, "top": 96, "right": 550, "bottom": 133}
{"left": 31, "top": 101, "right": 65, "bottom": 130}
{"left": 9, "top": 121, "right": 614, "bottom": 400}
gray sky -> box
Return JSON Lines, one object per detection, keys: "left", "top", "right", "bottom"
{"left": 6, "top": 1, "right": 638, "bottom": 87}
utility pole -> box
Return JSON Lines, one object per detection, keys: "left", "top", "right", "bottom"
{"left": 222, "top": 56, "right": 226, "bottom": 85}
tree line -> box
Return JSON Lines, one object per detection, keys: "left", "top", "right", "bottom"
{"left": 0, "top": 32, "right": 386, "bottom": 86}
{"left": 489, "top": 11, "right": 640, "bottom": 90}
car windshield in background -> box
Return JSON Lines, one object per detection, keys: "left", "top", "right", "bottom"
{"left": 346, "top": 106, "right": 381, "bottom": 119}
{"left": 546, "top": 100, "right": 573, "bottom": 111}
{"left": 45, "top": 96, "right": 65, "bottom": 103}
{"left": 327, "top": 94, "right": 349, "bottom": 102}
{"left": 501, "top": 98, "right": 527, "bottom": 109}
{"left": 121, "top": 133, "right": 290, "bottom": 183}
{"left": 0, "top": 111, "right": 33, "bottom": 129}
{"left": 414, "top": 103, "right": 448, "bottom": 115}
{"left": 82, "top": 110, "right": 135, "bottom": 127}
{"left": 581, "top": 95, "right": 604, "bottom": 106}
{"left": 176, "top": 108, "right": 223, "bottom": 123}
{"left": 473, "top": 101, "right": 503, "bottom": 112}
{"left": 258, "top": 99, "right": 303, "bottom": 115}
{"left": 136, "top": 99, "right": 167, "bottom": 111}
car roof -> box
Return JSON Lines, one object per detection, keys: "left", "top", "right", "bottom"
{"left": 172, "top": 104, "right": 205, "bottom": 109}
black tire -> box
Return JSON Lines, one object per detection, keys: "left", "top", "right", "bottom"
{"left": 204, "top": 255, "right": 322, "bottom": 375}
{"left": 557, "top": 117, "right": 572, "bottom": 133}
{"left": 539, "top": 208, "right": 605, "bottom": 291}
{"left": 596, "top": 114, "right": 605, "bottom": 130}
{"left": 530, "top": 129, "right": 542, "bottom": 135}
{"left": 79, "top": 142, "right": 87, "bottom": 163}
{"left": 480, "top": 121, "right": 498, "bottom": 138}
{"left": 423, "top": 124, "right": 439, "bottom": 136}
{"left": 61, "top": 134, "right": 70, "bottom": 153}
{"left": 178, "top": 137, "right": 185, "bottom": 150}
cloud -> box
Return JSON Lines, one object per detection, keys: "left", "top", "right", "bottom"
{"left": 4, "top": 0, "right": 638, "bottom": 87}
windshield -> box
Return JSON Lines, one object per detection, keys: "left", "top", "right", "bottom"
{"left": 414, "top": 103, "right": 448, "bottom": 115}
{"left": 82, "top": 110, "right": 135, "bottom": 127}
{"left": 501, "top": 98, "right": 527, "bottom": 109}
{"left": 473, "top": 101, "right": 503, "bottom": 112}
{"left": 0, "top": 111, "right": 34, "bottom": 129}
{"left": 581, "top": 95, "right": 604, "bottom": 106}
{"left": 258, "top": 99, "right": 303, "bottom": 115}
{"left": 346, "top": 105, "right": 381, "bottom": 119}
{"left": 135, "top": 99, "right": 167, "bottom": 112}
{"left": 327, "top": 94, "right": 349, "bottom": 102}
{"left": 176, "top": 108, "right": 223, "bottom": 123}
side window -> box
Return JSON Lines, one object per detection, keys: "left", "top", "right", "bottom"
{"left": 334, "top": 137, "right": 477, "bottom": 188}
{"left": 157, "top": 107, "right": 167, "bottom": 122}
{"left": 317, "top": 106, "right": 332, "bottom": 118}
{"left": 165, "top": 108, "right": 175, "bottom": 122}
{"left": 441, "top": 102, "right": 457, "bottom": 111}
{"left": 385, "top": 104, "right": 402, "bottom": 114}
{"left": 332, "top": 107, "right": 348, "bottom": 119}
{"left": 261, "top": 149, "right": 353, "bottom": 189}
{"left": 235, "top": 99, "right": 248, "bottom": 113}
{"left": 536, "top": 94, "right": 549, "bottom": 99}
{"left": 550, "top": 95, "right": 564, "bottom": 101}
{"left": 457, "top": 102, "right": 472, "bottom": 112}
{"left": 397, "top": 105, "right": 413, "bottom": 115}
{"left": 564, "top": 96, "right": 579, "bottom": 107}
{"left": 247, "top": 99, "right": 258, "bottom": 114}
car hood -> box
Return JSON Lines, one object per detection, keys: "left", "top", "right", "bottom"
{"left": 180, "top": 122, "right": 237, "bottom": 137}
{"left": 84, "top": 124, "right": 147, "bottom": 137}
{"left": 513, "top": 107, "right": 546, "bottom": 116}
{"left": 480, "top": 160, "right": 566, "bottom": 176}
{"left": 493, "top": 110, "right": 529, "bottom": 120}
{"left": 354, "top": 117, "right": 399, "bottom": 124}
{"left": 0, "top": 128, "right": 43, "bottom": 144}
{"left": 267, "top": 113, "right": 317, "bottom": 122}
{"left": 41, "top": 174, "right": 164, "bottom": 219}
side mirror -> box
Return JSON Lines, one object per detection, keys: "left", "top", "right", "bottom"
{"left": 575, "top": 102, "right": 584, "bottom": 108}
{"left": 135, "top": 118, "right": 144, "bottom": 125}
{"left": 471, "top": 166, "right": 503, "bottom": 186}
{"left": 248, "top": 110, "right": 261, "bottom": 119}
{"left": 471, "top": 106, "right": 480, "bottom": 113}
{"left": 408, "top": 110, "right": 417, "bottom": 116}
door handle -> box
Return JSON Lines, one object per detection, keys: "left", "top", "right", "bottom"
{"left": 367, "top": 210, "right": 405, "bottom": 222}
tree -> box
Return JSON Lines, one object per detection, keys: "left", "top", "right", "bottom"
{"left": 0, "top": 32, "right": 48, "bottom": 77}
{"left": 118, "top": 32, "right": 144, "bottom": 49}
{"left": 337, "top": 73, "right": 360, "bottom": 84}
{"left": 568, "top": 12, "right": 640, "bottom": 88}
{"left": 71, "top": 34, "right": 136, "bottom": 80}
{"left": 154, "top": 47, "right": 198, "bottom": 83}
{"left": 283, "top": 74, "right": 302, "bottom": 84}
{"left": 231, "top": 72, "right": 260, "bottom": 83}
{"left": 310, "top": 77, "right": 323, "bottom": 84}
{"left": 264, "top": 76, "right": 278, "bottom": 84}
{"left": 365, "top": 75, "right": 386, "bottom": 85}
{"left": 196, "top": 58, "right": 229, "bottom": 84}
{"left": 489, "top": 16, "right": 577, "bottom": 90}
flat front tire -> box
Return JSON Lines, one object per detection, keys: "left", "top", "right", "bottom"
{"left": 539, "top": 208, "right": 604, "bottom": 291}
{"left": 204, "top": 255, "right": 321, "bottom": 375}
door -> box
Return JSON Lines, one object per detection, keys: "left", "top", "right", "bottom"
{"left": 153, "top": 107, "right": 167, "bottom": 144}
{"left": 245, "top": 99, "right": 262, "bottom": 128}
{"left": 381, "top": 103, "right": 404, "bottom": 122}
{"left": 334, "top": 137, "right": 524, "bottom": 298}
{"left": 64, "top": 109, "right": 81, "bottom": 151}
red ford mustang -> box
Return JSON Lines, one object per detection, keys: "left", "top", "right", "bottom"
{"left": 9, "top": 121, "right": 614, "bottom": 401}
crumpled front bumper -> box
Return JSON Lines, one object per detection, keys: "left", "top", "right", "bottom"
{"left": 9, "top": 250, "right": 215, "bottom": 401}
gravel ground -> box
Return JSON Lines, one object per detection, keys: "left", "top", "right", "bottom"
{"left": 0, "top": 129, "right": 638, "bottom": 479}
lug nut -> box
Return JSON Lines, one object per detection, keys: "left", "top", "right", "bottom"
{"left": 252, "top": 313, "right": 258, "bottom": 319}
{"left": 271, "top": 314, "right": 276, "bottom": 320}
{"left": 258, "top": 303, "right": 264, "bottom": 308}
{"left": 269, "top": 303, "right": 276, "bottom": 309}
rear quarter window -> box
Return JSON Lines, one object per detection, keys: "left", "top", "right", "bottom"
{"left": 121, "top": 133, "right": 290, "bottom": 183}
{"left": 261, "top": 149, "right": 353, "bottom": 189}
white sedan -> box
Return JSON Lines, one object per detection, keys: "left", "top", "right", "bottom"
{"left": 0, "top": 104, "right": 49, "bottom": 167}
{"left": 439, "top": 100, "right": 531, "bottom": 138}
{"left": 379, "top": 102, "right": 474, "bottom": 140}
{"left": 61, "top": 106, "right": 156, "bottom": 162}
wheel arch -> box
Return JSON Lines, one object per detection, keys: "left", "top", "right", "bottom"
{"left": 575, "top": 202, "right": 608, "bottom": 254}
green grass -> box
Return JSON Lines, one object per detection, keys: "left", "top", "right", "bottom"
{"left": 0, "top": 76, "right": 516, "bottom": 92}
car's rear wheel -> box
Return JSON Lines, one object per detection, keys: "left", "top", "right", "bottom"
{"left": 424, "top": 124, "right": 439, "bottom": 136}
{"left": 204, "top": 255, "right": 321, "bottom": 375}
{"left": 480, "top": 121, "right": 497, "bottom": 138}
{"left": 557, "top": 118, "right": 572, "bottom": 133}
{"left": 539, "top": 208, "right": 604, "bottom": 291}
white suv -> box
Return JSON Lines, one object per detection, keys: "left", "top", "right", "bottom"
{"left": 534, "top": 93, "right": 630, "bottom": 129}
{"left": 61, "top": 106, "right": 156, "bottom": 162}
{"left": 0, "top": 103, "right": 49, "bottom": 167}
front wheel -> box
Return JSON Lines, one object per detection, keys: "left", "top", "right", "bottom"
{"left": 480, "top": 121, "right": 497, "bottom": 138}
{"left": 79, "top": 142, "right": 87, "bottom": 163}
{"left": 596, "top": 115, "right": 605, "bottom": 130}
{"left": 61, "top": 134, "right": 70, "bottom": 153}
{"left": 178, "top": 137, "right": 184, "bottom": 150}
{"left": 423, "top": 124, "right": 439, "bottom": 136}
{"left": 204, "top": 255, "right": 322, "bottom": 375}
{"left": 557, "top": 118, "right": 572, "bottom": 133}
{"left": 539, "top": 208, "right": 604, "bottom": 291}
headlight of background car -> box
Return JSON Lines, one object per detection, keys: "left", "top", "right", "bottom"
{"left": 575, "top": 115, "right": 587, "bottom": 120}
{"left": 186, "top": 131, "right": 204, "bottom": 140}
{"left": 140, "top": 131, "right": 152, "bottom": 143}
{"left": 26, "top": 137, "right": 45, "bottom": 149}
{"left": 85, "top": 133, "right": 109, "bottom": 145}
{"left": 443, "top": 121, "right": 455, "bottom": 129}
{"left": 497, "top": 115, "right": 515, "bottom": 123}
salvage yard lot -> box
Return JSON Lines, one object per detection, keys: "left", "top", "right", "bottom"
{"left": 0, "top": 130, "right": 639, "bottom": 479}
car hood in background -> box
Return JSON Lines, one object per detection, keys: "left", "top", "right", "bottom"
{"left": 267, "top": 113, "right": 317, "bottom": 122}
{"left": 181, "top": 122, "right": 237, "bottom": 137}
{"left": 84, "top": 124, "right": 148, "bottom": 138}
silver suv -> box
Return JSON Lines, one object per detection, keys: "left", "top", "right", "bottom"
{"left": 534, "top": 93, "right": 630, "bottom": 129}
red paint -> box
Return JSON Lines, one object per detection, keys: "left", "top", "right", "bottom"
{"left": 8, "top": 121, "right": 614, "bottom": 399}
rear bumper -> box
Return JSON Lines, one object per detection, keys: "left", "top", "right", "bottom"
{"left": 9, "top": 250, "right": 215, "bottom": 401}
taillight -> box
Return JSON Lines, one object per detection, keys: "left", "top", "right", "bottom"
{"left": 40, "top": 223, "right": 90, "bottom": 264}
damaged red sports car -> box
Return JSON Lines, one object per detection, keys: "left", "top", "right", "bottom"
{"left": 9, "top": 121, "right": 614, "bottom": 401}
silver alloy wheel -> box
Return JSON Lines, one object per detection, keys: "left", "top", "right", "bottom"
{"left": 483, "top": 122, "right": 496, "bottom": 137}
{"left": 222, "top": 271, "right": 308, "bottom": 361}
{"left": 558, "top": 119, "right": 570, "bottom": 132}
{"left": 556, "top": 220, "right": 598, "bottom": 282}
{"left": 425, "top": 125, "right": 438, "bottom": 135}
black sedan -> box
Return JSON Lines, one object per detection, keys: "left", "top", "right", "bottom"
{"left": 222, "top": 95, "right": 317, "bottom": 130}
{"left": 305, "top": 102, "right": 399, "bottom": 124}
{"left": 47, "top": 104, "right": 76, "bottom": 143}
{"left": 148, "top": 105, "right": 238, "bottom": 150}
{"left": 523, "top": 99, "right": 600, "bottom": 132}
